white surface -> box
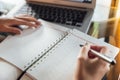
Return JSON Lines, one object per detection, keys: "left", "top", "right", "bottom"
{"left": 0, "top": 0, "right": 24, "bottom": 5}
{"left": 0, "top": 60, "right": 21, "bottom": 80}
{"left": 0, "top": 20, "right": 67, "bottom": 71}
{"left": 116, "top": 0, "right": 120, "bottom": 17}
{"left": 0, "top": 1, "right": 14, "bottom": 14}
{"left": 0, "top": 0, "right": 26, "bottom": 16}
{"left": 92, "top": 0, "right": 112, "bottom": 21}
{"left": 91, "top": 0, "right": 112, "bottom": 37}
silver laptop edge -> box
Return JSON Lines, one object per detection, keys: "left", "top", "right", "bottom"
{"left": 7, "top": 0, "right": 96, "bottom": 33}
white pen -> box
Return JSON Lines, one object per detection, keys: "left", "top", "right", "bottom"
{"left": 90, "top": 49, "right": 116, "bottom": 65}
{"left": 80, "top": 44, "right": 116, "bottom": 65}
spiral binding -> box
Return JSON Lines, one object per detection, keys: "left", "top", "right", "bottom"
{"left": 23, "top": 32, "right": 69, "bottom": 71}
{"left": 28, "top": 32, "right": 72, "bottom": 71}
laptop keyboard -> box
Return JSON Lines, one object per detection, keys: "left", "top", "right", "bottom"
{"left": 17, "top": 3, "right": 87, "bottom": 27}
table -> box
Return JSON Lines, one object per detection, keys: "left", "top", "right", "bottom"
{"left": 0, "top": 0, "right": 114, "bottom": 80}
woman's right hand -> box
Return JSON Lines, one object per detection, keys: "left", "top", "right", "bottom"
{"left": 74, "top": 44, "right": 110, "bottom": 80}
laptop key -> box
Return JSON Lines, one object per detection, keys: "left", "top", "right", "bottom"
{"left": 76, "top": 23, "right": 83, "bottom": 27}
{"left": 20, "top": 4, "right": 87, "bottom": 27}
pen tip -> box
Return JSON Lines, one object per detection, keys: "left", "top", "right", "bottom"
{"left": 79, "top": 44, "right": 83, "bottom": 47}
{"left": 111, "top": 60, "right": 116, "bottom": 65}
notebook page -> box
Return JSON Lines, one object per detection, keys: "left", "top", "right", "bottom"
{"left": 27, "top": 30, "right": 119, "bottom": 80}
{"left": 0, "top": 20, "right": 67, "bottom": 71}
{"left": 27, "top": 33, "right": 84, "bottom": 80}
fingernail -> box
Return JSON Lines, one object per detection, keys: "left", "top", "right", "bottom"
{"left": 88, "top": 50, "right": 97, "bottom": 59}
{"left": 31, "top": 27, "right": 36, "bottom": 29}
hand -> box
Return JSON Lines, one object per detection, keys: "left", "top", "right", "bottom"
{"left": 74, "top": 44, "right": 110, "bottom": 80}
{"left": 0, "top": 15, "right": 40, "bottom": 34}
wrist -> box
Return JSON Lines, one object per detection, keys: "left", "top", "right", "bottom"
{"left": 76, "top": 70, "right": 103, "bottom": 80}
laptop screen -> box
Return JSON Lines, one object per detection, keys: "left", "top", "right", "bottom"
{"left": 27, "top": 0, "right": 96, "bottom": 9}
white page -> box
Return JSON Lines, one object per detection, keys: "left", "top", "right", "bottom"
{"left": 27, "top": 30, "right": 119, "bottom": 80}
{"left": 27, "top": 33, "right": 84, "bottom": 80}
{"left": 0, "top": 20, "right": 67, "bottom": 71}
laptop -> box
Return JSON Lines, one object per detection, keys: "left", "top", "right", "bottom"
{"left": 8, "top": 0, "right": 96, "bottom": 33}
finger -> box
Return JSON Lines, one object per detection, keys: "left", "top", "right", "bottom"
{"left": 15, "top": 15, "right": 41, "bottom": 26}
{"left": 78, "top": 44, "right": 90, "bottom": 60}
{"left": 5, "top": 25, "right": 21, "bottom": 34}
{"left": 15, "top": 16, "right": 40, "bottom": 25}
{"left": 15, "top": 14, "right": 33, "bottom": 18}
{"left": 9, "top": 18, "right": 38, "bottom": 28}
{"left": 88, "top": 46, "right": 105, "bottom": 59}
{"left": 90, "top": 46, "right": 103, "bottom": 52}
{"left": 88, "top": 50, "right": 97, "bottom": 59}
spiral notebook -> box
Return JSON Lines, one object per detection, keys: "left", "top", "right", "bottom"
{"left": 0, "top": 20, "right": 119, "bottom": 80}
